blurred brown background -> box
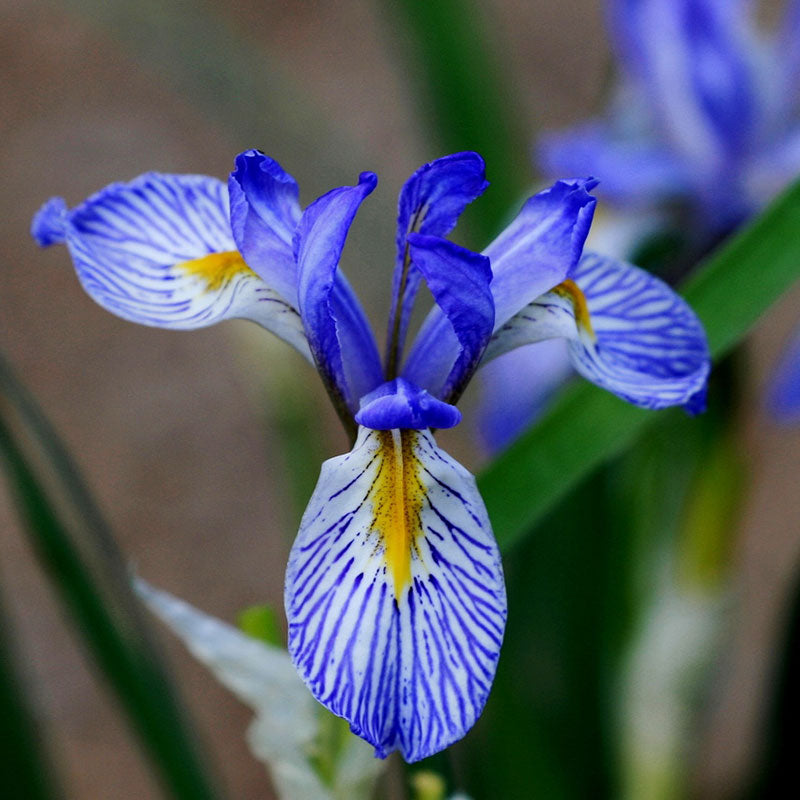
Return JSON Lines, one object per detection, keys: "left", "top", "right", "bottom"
{"left": 2, "top": 0, "right": 799, "bottom": 797}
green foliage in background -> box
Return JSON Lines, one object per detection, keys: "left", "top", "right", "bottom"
{"left": 0, "top": 590, "right": 64, "bottom": 800}
{"left": 0, "top": 356, "right": 223, "bottom": 800}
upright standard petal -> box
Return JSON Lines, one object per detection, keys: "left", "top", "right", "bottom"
{"left": 31, "top": 174, "right": 311, "bottom": 357}
{"left": 228, "top": 149, "right": 302, "bottom": 307}
{"left": 295, "top": 174, "right": 384, "bottom": 413}
{"left": 285, "top": 426, "right": 506, "bottom": 762}
{"left": 608, "top": 0, "right": 760, "bottom": 181}
{"left": 401, "top": 181, "right": 594, "bottom": 399}
{"left": 538, "top": 120, "right": 690, "bottom": 208}
{"left": 484, "top": 252, "right": 710, "bottom": 411}
{"left": 386, "top": 153, "right": 488, "bottom": 374}
{"left": 401, "top": 236, "right": 494, "bottom": 402}
{"left": 484, "top": 178, "right": 597, "bottom": 329}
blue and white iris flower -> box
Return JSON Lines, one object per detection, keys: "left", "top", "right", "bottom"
{"left": 32, "top": 149, "right": 709, "bottom": 761}
{"left": 536, "top": 0, "right": 800, "bottom": 425}
{"left": 539, "top": 0, "right": 800, "bottom": 233}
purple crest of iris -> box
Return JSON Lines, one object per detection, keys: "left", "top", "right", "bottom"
{"left": 31, "top": 149, "right": 710, "bottom": 761}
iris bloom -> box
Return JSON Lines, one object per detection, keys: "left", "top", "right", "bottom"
{"left": 32, "top": 150, "right": 709, "bottom": 761}
{"left": 540, "top": 0, "right": 800, "bottom": 232}
{"left": 534, "top": 0, "right": 800, "bottom": 427}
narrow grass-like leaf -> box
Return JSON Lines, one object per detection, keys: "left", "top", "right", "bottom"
{"left": 0, "top": 589, "right": 65, "bottom": 800}
{"left": 480, "top": 178, "right": 800, "bottom": 552}
{"left": 0, "top": 354, "right": 222, "bottom": 800}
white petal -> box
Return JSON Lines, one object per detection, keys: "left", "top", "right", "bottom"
{"left": 285, "top": 427, "right": 506, "bottom": 763}
{"left": 619, "top": 582, "right": 722, "bottom": 799}
{"left": 54, "top": 174, "right": 311, "bottom": 359}
{"left": 135, "top": 579, "right": 382, "bottom": 800}
{"left": 483, "top": 252, "right": 709, "bottom": 410}
{"left": 483, "top": 281, "right": 581, "bottom": 361}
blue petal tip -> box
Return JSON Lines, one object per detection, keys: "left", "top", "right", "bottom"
{"left": 583, "top": 176, "right": 600, "bottom": 193}
{"left": 231, "top": 148, "right": 295, "bottom": 185}
{"left": 683, "top": 386, "right": 708, "bottom": 416}
{"left": 562, "top": 175, "right": 599, "bottom": 195}
{"left": 31, "top": 196, "right": 68, "bottom": 247}
{"left": 358, "top": 171, "right": 379, "bottom": 191}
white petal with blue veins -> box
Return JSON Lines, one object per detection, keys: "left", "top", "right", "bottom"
{"left": 285, "top": 427, "right": 506, "bottom": 762}
{"left": 42, "top": 173, "right": 311, "bottom": 359}
{"left": 483, "top": 251, "right": 709, "bottom": 410}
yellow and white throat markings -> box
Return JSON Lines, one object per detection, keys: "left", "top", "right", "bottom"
{"left": 369, "top": 430, "right": 427, "bottom": 599}
{"left": 177, "top": 250, "right": 256, "bottom": 291}
{"left": 552, "top": 278, "right": 595, "bottom": 338}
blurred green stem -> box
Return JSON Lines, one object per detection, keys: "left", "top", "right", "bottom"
{"left": 383, "top": 0, "right": 529, "bottom": 244}
{"left": 0, "top": 588, "right": 64, "bottom": 800}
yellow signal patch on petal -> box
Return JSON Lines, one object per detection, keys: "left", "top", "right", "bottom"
{"left": 178, "top": 250, "right": 257, "bottom": 291}
{"left": 370, "top": 429, "right": 426, "bottom": 599}
{"left": 553, "top": 278, "right": 595, "bottom": 338}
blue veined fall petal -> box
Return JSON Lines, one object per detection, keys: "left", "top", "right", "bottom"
{"left": 483, "top": 251, "right": 709, "bottom": 411}
{"left": 285, "top": 426, "right": 506, "bottom": 762}
{"left": 539, "top": 119, "right": 691, "bottom": 209}
{"left": 539, "top": 0, "right": 800, "bottom": 229}
{"left": 31, "top": 173, "right": 311, "bottom": 359}
{"left": 608, "top": 0, "right": 761, "bottom": 174}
